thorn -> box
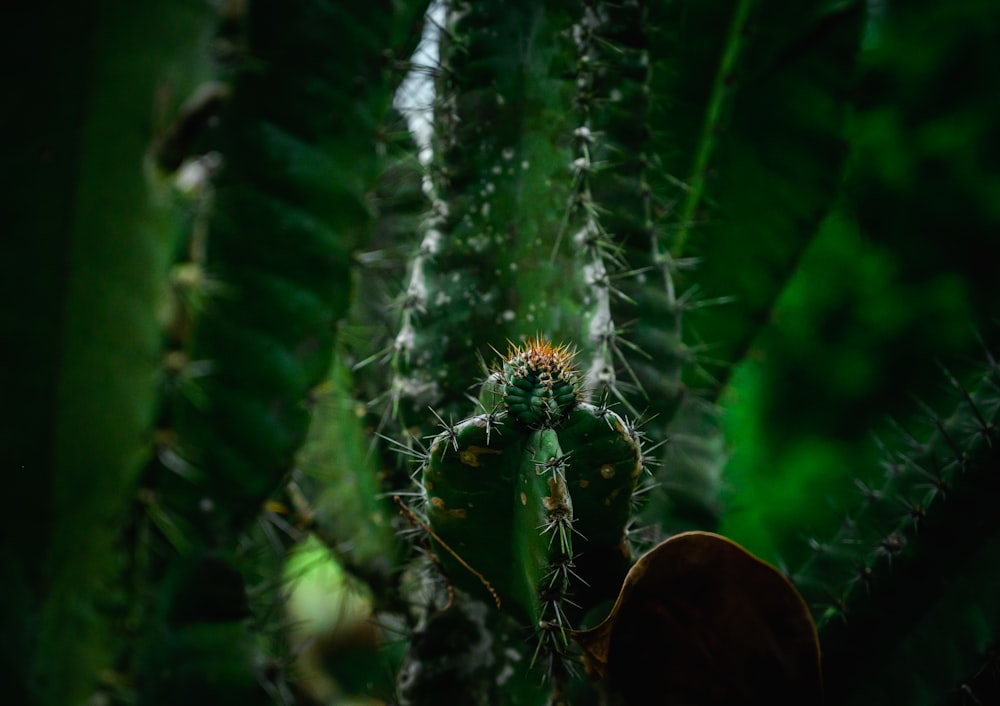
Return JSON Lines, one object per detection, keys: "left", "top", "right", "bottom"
{"left": 875, "top": 531, "right": 906, "bottom": 565}
{"left": 853, "top": 478, "right": 883, "bottom": 503}
{"left": 376, "top": 430, "right": 430, "bottom": 464}
{"left": 426, "top": 407, "right": 459, "bottom": 452}
{"left": 534, "top": 452, "right": 572, "bottom": 480}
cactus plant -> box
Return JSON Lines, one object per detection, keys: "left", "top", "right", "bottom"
{"left": 7, "top": 0, "right": 1000, "bottom": 705}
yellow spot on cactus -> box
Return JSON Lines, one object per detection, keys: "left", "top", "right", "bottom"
{"left": 458, "top": 445, "right": 503, "bottom": 467}
{"left": 425, "top": 480, "right": 435, "bottom": 491}
{"left": 600, "top": 464, "right": 616, "bottom": 479}
{"left": 544, "top": 476, "right": 570, "bottom": 511}
{"left": 603, "top": 488, "right": 622, "bottom": 507}
{"left": 578, "top": 479, "right": 590, "bottom": 488}
{"left": 430, "top": 495, "right": 468, "bottom": 519}
{"left": 520, "top": 491, "right": 527, "bottom": 506}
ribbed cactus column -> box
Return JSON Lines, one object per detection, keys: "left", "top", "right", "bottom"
{"left": 568, "top": 0, "right": 715, "bottom": 542}
{"left": 391, "top": 0, "right": 580, "bottom": 440}
{"left": 791, "top": 357, "right": 1000, "bottom": 706}
{"left": 567, "top": 2, "right": 639, "bottom": 408}
{"left": 574, "top": 0, "right": 684, "bottom": 416}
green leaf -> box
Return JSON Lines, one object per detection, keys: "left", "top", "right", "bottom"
{"left": 654, "top": 0, "right": 865, "bottom": 397}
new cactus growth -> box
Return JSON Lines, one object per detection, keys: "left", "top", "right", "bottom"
{"left": 497, "top": 339, "right": 582, "bottom": 429}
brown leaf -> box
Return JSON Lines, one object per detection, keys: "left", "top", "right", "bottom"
{"left": 571, "top": 531, "right": 821, "bottom": 705}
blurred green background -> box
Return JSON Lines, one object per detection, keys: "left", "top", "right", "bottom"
{"left": 718, "top": 0, "right": 1000, "bottom": 570}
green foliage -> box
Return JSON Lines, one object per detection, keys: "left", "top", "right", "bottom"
{"left": 7, "top": 0, "right": 1000, "bottom": 704}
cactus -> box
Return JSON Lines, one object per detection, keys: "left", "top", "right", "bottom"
{"left": 8, "top": 0, "right": 1000, "bottom": 705}
{"left": 789, "top": 355, "right": 1000, "bottom": 706}
{"left": 421, "top": 339, "right": 642, "bottom": 618}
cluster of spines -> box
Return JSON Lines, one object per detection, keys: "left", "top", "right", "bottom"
{"left": 531, "top": 452, "right": 578, "bottom": 688}
{"left": 496, "top": 337, "right": 582, "bottom": 429}
{"left": 790, "top": 348, "right": 1000, "bottom": 704}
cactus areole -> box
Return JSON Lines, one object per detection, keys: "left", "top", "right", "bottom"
{"left": 421, "top": 337, "right": 643, "bottom": 633}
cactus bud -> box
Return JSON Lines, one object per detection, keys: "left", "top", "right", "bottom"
{"left": 497, "top": 336, "right": 582, "bottom": 429}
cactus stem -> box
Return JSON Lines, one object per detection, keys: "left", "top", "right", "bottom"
{"left": 394, "top": 495, "right": 501, "bottom": 610}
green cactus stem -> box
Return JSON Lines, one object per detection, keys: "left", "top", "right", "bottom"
{"left": 390, "top": 0, "right": 581, "bottom": 440}
{"left": 418, "top": 338, "right": 644, "bottom": 661}
{"left": 792, "top": 354, "right": 1000, "bottom": 705}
